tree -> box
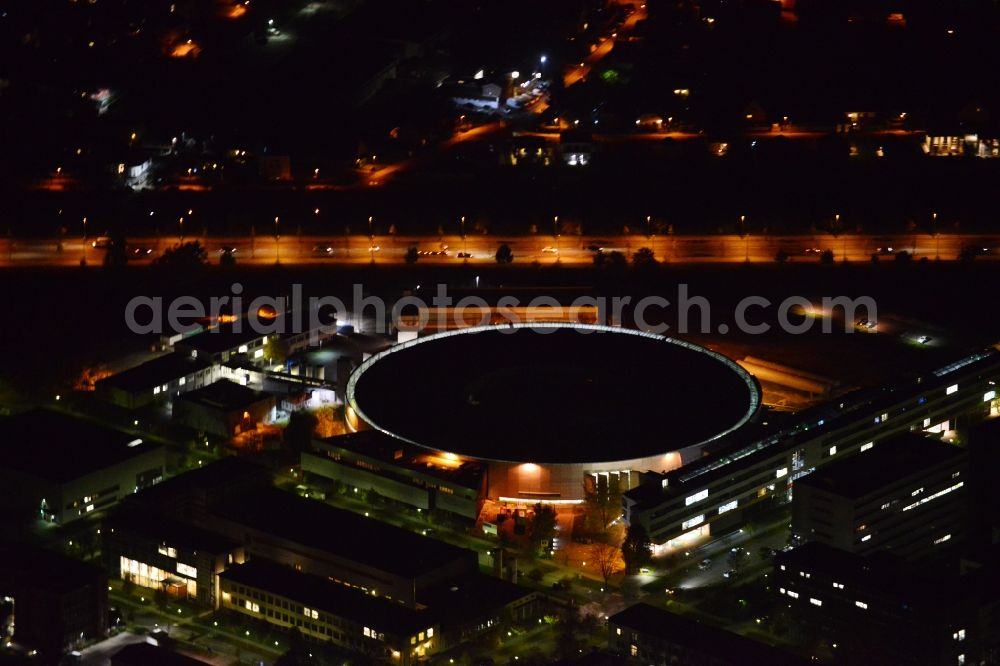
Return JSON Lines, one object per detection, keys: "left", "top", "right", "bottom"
{"left": 590, "top": 541, "right": 621, "bottom": 586}
{"left": 594, "top": 250, "right": 627, "bottom": 270}
{"left": 154, "top": 241, "right": 208, "bottom": 272}
{"left": 284, "top": 411, "right": 318, "bottom": 454}
{"left": 404, "top": 246, "right": 419, "bottom": 263}
{"left": 495, "top": 243, "right": 514, "bottom": 264}
{"left": 583, "top": 474, "right": 622, "bottom": 535}
{"left": 631, "top": 247, "right": 658, "bottom": 269}
{"left": 529, "top": 503, "right": 558, "bottom": 556}
{"left": 819, "top": 249, "right": 835, "bottom": 265}
{"left": 621, "top": 523, "right": 652, "bottom": 574}
{"left": 263, "top": 336, "right": 289, "bottom": 365}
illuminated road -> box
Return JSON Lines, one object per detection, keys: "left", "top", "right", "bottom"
{"left": 2, "top": 233, "right": 998, "bottom": 267}
{"left": 564, "top": 1, "right": 647, "bottom": 87}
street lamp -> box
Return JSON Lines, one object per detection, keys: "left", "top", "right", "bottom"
{"left": 274, "top": 216, "right": 280, "bottom": 262}
{"left": 461, "top": 216, "right": 467, "bottom": 259}
{"left": 739, "top": 215, "right": 749, "bottom": 262}
{"left": 368, "top": 216, "right": 375, "bottom": 262}
{"left": 553, "top": 215, "right": 560, "bottom": 259}
{"left": 178, "top": 216, "right": 185, "bottom": 242}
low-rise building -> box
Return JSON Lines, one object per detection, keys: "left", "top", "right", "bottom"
{"left": 0, "top": 409, "right": 166, "bottom": 524}
{"left": 172, "top": 379, "right": 275, "bottom": 437}
{"left": 207, "top": 488, "right": 478, "bottom": 607}
{"left": 792, "top": 432, "right": 967, "bottom": 560}
{"left": 103, "top": 509, "right": 245, "bottom": 609}
{"left": 219, "top": 559, "right": 538, "bottom": 665}
{"left": 96, "top": 352, "right": 215, "bottom": 409}
{"left": 302, "top": 431, "right": 486, "bottom": 520}
{"left": 0, "top": 545, "right": 108, "bottom": 655}
{"left": 608, "top": 603, "right": 808, "bottom": 665}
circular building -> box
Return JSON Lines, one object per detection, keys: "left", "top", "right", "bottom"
{"left": 347, "top": 324, "right": 760, "bottom": 502}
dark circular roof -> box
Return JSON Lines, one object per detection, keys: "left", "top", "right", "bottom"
{"left": 348, "top": 325, "right": 759, "bottom": 464}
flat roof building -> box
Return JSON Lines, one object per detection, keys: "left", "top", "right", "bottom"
{"left": 792, "top": 433, "right": 967, "bottom": 560}
{"left": 608, "top": 603, "right": 809, "bottom": 665}
{"left": 172, "top": 379, "right": 275, "bottom": 437}
{"left": 208, "top": 488, "right": 478, "bottom": 606}
{"left": 96, "top": 352, "right": 214, "bottom": 409}
{"left": 0, "top": 409, "right": 166, "bottom": 524}
{"left": 219, "top": 559, "right": 538, "bottom": 665}
{"left": 302, "top": 431, "right": 486, "bottom": 520}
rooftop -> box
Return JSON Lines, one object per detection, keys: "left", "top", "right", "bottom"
{"left": 314, "top": 431, "right": 486, "bottom": 490}
{"left": 174, "top": 326, "right": 266, "bottom": 355}
{"left": 219, "top": 559, "right": 429, "bottom": 636}
{"left": 795, "top": 433, "right": 966, "bottom": 499}
{"left": 215, "top": 488, "right": 475, "bottom": 579}
{"left": 98, "top": 352, "right": 211, "bottom": 392}
{"left": 608, "top": 603, "right": 809, "bottom": 665}
{"left": 174, "top": 379, "right": 271, "bottom": 412}
{"left": 111, "top": 642, "right": 211, "bottom": 666}
{"left": 0, "top": 409, "right": 160, "bottom": 483}
{"left": 105, "top": 508, "right": 239, "bottom": 554}
{"left": 0, "top": 543, "right": 105, "bottom": 594}
{"left": 350, "top": 325, "right": 759, "bottom": 464}
{"left": 419, "top": 573, "right": 536, "bottom": 627}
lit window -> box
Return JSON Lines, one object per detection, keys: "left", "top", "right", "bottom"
{"left": 718, "top": 500, "right": 738, "bottom": 514}
{"left": 427, "top": 628, "right": 433, "bottom": 638}
{"left": 304, "top": 607, "right": 312, "bottom": 617}
{"left": 682, "top": 514, "right": 704, "bottom": 530}
{"left": 947, "top": 384, "right": 958, "bottom": 395}
{"left": 238, "top": 345, "right": 249, "bottom": 354}
{"left": 856, "top": 601, "right": 868, "bottom": 609}
{"left": 179, "top": 377, "right": 186, "bottom": 386}
{"left": 984, "top": 390, "right": 996, "bottom": 402}
{"left": 776, "top": 467, "right": 788, "bottom": 479}
{"left": 244, "top": 600, "right": 252, "bottom": 610}
{"left": 902, "top": 482, "right": 963, "bottom": 512}
{"left": 861, "top": 442, "right": 874, "bottom": 452}
{"left": 254, "top": 349, "right": 264, "bottom": 359}
{"left": 418, "top": 632, "right": 425, "bottom": 641}
{"left": 912, "top": 487, "right": 924, "bottom": 497}
{"left": 153, "top": 386, "right": 161, "bottom": 395}
{"left": 861, "top": 535, "right": 871, "bottom": 542}
{"left": 630, "top": 644, "right": 638, "bottom": 657}
{"left": 829, "top": 445, "right": 837, "bottom": 456}
{"left": 810, "top": 598, "right": 822, "bottom": 607}
{"left": 311, "top": 610, "right": 319, "bottom": 620}
{"left": 616, "top": 627, "right": 622, "bottom": 635}
{"left": 958, "top": 654, "right": 965, "bottom": 665}
{"left": 364, "top": 627, "right": 371, "bottom": 637}
{"left": 832, "top": 582, "right": 844, "bottom": 589}
{"left": 881, "top": 502, "right": 891, "bottom": 510}
{"left": 953, "top": 629, "right": 966, "bottom": 641}
{"left": 934, "top": 534, "right": 952, "bottom": 545}
{"left": 685, "top": 489, "right": 709, "bottom": 506}
{"left": 780, "top": 565, "right": 786, "bottom": 571}
{"left": 787, "top": 590, "right": 799, "bottom": 599}
{"left": 177, "top": 562, "right": 197, "bottom": 578}
{"left": 881, "top": 412, "right": 888, "bottom": 422}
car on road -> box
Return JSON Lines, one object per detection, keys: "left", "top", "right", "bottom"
{"left": 803, "top": 247, "right": 823, "bottom": 254}
{"left": 917, "top": 335, "right": 932, "bottom": 344}
{"left": 876, "top": 246, "right": 895, "bottom": 255}
{"left": 457, "top": 252, "right": 472, "bottom": 258}
{"left": 129, "top": 246, "right": 153, "bottom": 256}
{"left": 418, "top": 249, "right": 449, "bottom": 256}
{"left": 722, "top": 569, "right": 737, "bottom": 579}
{"left": 218, "top": 246, "right": 238, "bottom": 255}
{"left": 368, "top": 245, "right": 381, "bottom": 252}
{"left": 541, "top": 246, "right": 559, "bottom": 254}
{"left": 698, "top": 558, "right": 712, "bottom": 570}
{"left": 91, "top": 236, "right": 111, "bottom": 249}
{"left": 312, "top": 245, "right": 335, "bottom": 256}
{"left": 856, "top": 318, "right": 878, "bottom": 332}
